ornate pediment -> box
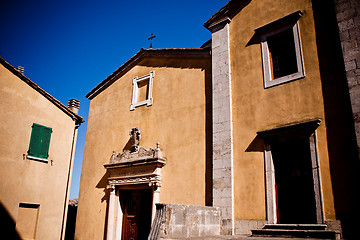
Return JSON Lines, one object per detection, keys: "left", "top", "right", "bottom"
{"left": 104, "top": 128, "right": 166, "bottom": 188}
{"left": 108, "top": 128, "right": 163, "bottom": 164}
{"left": 109, "top": 145, "right": 163, "bottom": 164}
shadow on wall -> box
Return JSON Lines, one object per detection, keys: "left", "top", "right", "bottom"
{"left": 96, "top": 170, "right": 110, "bottom": 240}
{"left": 246, "top": 135, "right": 265, "bottom": 152}
{"left": 312, "top": 0, "right": 360, "bottom": 239}
{"left": 0, "top": 202, "right": 21, "bottom": 240}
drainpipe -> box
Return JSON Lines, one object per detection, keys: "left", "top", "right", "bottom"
{"left": 60, "top": 99, "right": 81, "bottom": 240}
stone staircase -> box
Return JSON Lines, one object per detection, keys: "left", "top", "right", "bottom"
{"left": 251, "top": 224, "right": 341, "bottom": 239}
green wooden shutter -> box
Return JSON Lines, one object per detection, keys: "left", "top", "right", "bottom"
{"left": 28, "top": 123, "right": 52, "bottom": 159}
{"left": 28, "top": 124, "right": 42, "bottom": 157}
{"left": 39, "top": 126, "right": 52, "bottom": 158}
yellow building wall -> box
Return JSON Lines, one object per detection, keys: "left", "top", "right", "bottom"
{"left": 0, "top": 64, "right": 77, "bottom": 240}
{"left": 76, "top": 57, "right": 211, "bottom": 239}
{"left": 229, "top": 0, "right": 335, "bottom": 221}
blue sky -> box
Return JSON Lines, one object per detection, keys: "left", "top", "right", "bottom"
{"left": 0, "top": 0, "right": 228, "bottom": 199}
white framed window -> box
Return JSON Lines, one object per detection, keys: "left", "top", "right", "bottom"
{"left": 258, "top": 11, "right": 305, "bottom": 88}
{"left": 130, "top": 71, "right": 154, "bottom": 111}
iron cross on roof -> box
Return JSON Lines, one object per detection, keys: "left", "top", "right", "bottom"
{"left": 148, "top": 33, "right": 156, "bottom": 48}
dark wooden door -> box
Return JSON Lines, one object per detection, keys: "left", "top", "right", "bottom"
{"left": 271, "top": 138, "right": 317, "bottom": 224}
{"left": 122, "top": 191, "right": 140, "bottom": 240}
{"left": 121, "top": 190, "right": 152, "bottom": 240}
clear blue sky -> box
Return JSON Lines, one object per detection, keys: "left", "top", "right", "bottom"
{"left": 0, "top": 0, "right": 228, "bottom": 199}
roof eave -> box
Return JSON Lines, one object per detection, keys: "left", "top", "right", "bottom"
{"left": 204, "top": 0, "right": 251, "bottom": 31}
{"left": 0, "top": 57, "right": 83, "bottom": 124}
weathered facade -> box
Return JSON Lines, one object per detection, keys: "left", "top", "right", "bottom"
{"left": 75, "top": 48, "right": 212, "bottom": 239}
{"left": 0, "top": 57, "right": 83, "bottom": 240}
{"left": 76, "top": 0, "right": 359, "bottom": 239}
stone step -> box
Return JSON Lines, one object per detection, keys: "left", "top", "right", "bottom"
{"left": 263, "top": 224, "right": 327, "bottom": 230}
{"left": 163, "top": 235, "right": 339, "bottom": 240}
{"left": 251, "top": 229, "right": 340, "bottom": 239}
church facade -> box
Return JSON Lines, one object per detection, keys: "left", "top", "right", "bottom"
{"left": 76, "top": 0, "right": 359, "bottom": 239}
{"left": 75, "top": 48, "right": 213, "bottom": 239}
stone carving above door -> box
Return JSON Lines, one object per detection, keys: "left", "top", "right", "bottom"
{"left": 104, "top": 128, "right": 166, "bottom": 188}
{"left": 109, "top": 128, "right": 163, "bottom": 164}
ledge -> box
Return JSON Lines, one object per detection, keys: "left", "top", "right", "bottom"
{"left": 26, "top": 155, "right": 48, "bottom": 163}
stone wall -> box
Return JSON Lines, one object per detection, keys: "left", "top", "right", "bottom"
{"left": 334, "top": 0, "right": 360, "bottom": 156}
{"left": 151, "top": 203, "right": 220, "bottom": 239}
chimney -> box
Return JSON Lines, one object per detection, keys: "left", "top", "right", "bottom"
{"left": 68, "top": 99, "right": 80, "bottom": 114}
{"left": 16, "top": 66, "right": 24, "bottom": 74}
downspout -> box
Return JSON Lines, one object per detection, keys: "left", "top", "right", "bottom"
{"left": 60, "top": 122, "right": 79, "bottom": 240}
{"left": 60, "top": 99, "right": 81, "bottom": 240}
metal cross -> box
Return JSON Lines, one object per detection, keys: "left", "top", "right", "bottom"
{"left": 148, "top": 33, "right": 156, "bottom": 48}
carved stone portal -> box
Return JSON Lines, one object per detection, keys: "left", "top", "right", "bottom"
{"left": 104, "top": 128, "right": 166, "bottom": 240}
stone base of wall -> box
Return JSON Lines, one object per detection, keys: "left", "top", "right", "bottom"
{"left": 234, "top": 220, "right": 267, "bottom": 235}
{"left": 325, "top": 220, "right": 342, "bottom": 236}
{"left": 149, "top": 203, "right": 220, "bottom": 239}
{"left": 149, "top": 204, "right": 342, "bottom": 239}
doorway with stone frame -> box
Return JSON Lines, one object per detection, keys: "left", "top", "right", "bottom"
{"left": 119, "top": 188, "right": 153, "bottom": 240}
{"left": 258, "top": 120, "right": 324, "bottom": 225}
{"left": 104, "top": 128, "right": 166, "bottom": 240}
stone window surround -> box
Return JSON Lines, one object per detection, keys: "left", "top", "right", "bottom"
{"left": 257, "top": 11, "right": 305, "bottom": 88}
{"left": 258, "top": 119, "right": 324, "bottom": 224}
{"left": 130, "top": 71, "right": 154, "bottom": 111}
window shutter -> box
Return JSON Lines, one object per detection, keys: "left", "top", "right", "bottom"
{"left": 39, "top": 126, "right": 52, "bottom": 158}
{"left": 28, "top": 124, "right": 42, "bottom": 157}
{"left": 28, "top": 123, "right": 52, "bottom": 159}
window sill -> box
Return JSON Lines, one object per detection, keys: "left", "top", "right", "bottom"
{"left": 27, "top": 155, "right": 48, "bottom": 163}
{"left": 130, "top": 99, "right": 153, "bottom": 111}
{"left": 264, "top": 72, "right": 305, "bottom": 88}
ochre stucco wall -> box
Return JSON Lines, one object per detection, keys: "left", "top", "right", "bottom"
{"left": 228, "top": 0, "right": 335, "bottom": 221}
{"left": 0, "top": 64, "right": 77, "bottom": 239}
{"left": 76, "top": 57, "right": 211, "bottom": 239}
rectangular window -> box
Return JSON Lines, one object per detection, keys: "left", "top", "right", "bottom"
{"left": 130, "top": 71, "right": 154, "bottom": 110}
{"left": 27, "top": 123, "right": 52, "bottom": 161}
{"left": 16, "top": 203, "right": 40, "bottom": 240}
{"left": 257, "top": 11, "right": 305, "bottom": 88}
{"left": 267, "top": 28, "right": 298, "bottom": 79}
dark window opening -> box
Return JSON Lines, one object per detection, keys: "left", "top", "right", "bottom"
{"left": 137, "top": 79, "right": 150, "bottom": 103}
{"left": 268, "top": 28, "right": 298, "bottom": 80}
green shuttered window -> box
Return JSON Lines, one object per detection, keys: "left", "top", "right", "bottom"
{"left": 28, "top": 123, "right": 52, "bottom": 159}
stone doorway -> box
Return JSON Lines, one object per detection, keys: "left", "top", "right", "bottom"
{"left": 259, "top": 120, "right": 324, "bottom": 224}
{"left": 104, "top": 128, "right": 166, "bottom": 240}
{"left": 271, "top": 138, "right": 317, "bottom": 224}
{"left": 120, "top": 189, "right": 152, "bottom": 240}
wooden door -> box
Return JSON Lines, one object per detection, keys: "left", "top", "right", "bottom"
{"left": 122, "top": 191, "right": 140, "bottom": 240}
{"left": 120, "top": 189, "right": 152, "bottom": 240}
